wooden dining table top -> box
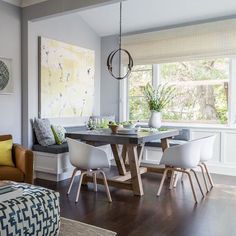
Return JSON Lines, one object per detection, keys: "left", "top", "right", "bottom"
{"left": 65, "top": 128, "right": 180, "bottom": 145}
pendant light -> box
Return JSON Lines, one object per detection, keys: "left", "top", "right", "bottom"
{"left": 107, "top": 2, "right": 134, "bottom": 80}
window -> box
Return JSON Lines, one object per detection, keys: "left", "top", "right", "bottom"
{"left": 160, "top": 58, "right": 229, "bottom": 124}
{"left": 128, "top": 65, "right": 152, "bottom": 121}
{"left": 126, "top": 58, "right": 230, "bottom": 124}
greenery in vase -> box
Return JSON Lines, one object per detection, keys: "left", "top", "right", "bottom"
{"left": 143, "top": 83, "right": 176, "bottom": 112}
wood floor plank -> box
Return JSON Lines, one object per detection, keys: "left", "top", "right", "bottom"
{"left": 35, "top": 169, "right": 236, "bottom": 236}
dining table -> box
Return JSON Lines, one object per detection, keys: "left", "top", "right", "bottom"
{"left": 66, "top": 128, "right": 179, "bottom": 196}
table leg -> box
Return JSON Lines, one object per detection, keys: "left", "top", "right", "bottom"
{"left": 121, "top": 145, "right": 128, "bottom": 164}
{"left": 127, "top": 145, "right": 144, "bottom": 196}
{"left": 160, "top": 138, "right": 171, "bottom": 178}
{"left": 110, "top": 144, "right": 127, "bottom": 176}
{"left": 137, "top": 144, "right": 144, "bottom": 165}
{"left": 160, "top": 138, "right": 169, "bottom": 152}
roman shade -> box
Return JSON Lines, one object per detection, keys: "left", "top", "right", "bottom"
{"left": 122, "top": 18, "right": 236, "bottom": 65}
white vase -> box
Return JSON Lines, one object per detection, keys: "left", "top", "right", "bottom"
{"left": 148, "top": 111, "right": 162, "bottom": 128}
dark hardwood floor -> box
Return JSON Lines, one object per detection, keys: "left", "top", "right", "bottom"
{"left": 35, "top": 169, "right": 236, "bottom": 236}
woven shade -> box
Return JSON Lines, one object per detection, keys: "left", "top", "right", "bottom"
{"left": 122, "top": 19, "right": 236, "bottom": 64}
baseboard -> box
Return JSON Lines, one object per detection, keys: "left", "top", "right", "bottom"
{"left": 207, "top": 164, "right": 236, "bottom": 176}
{"left": 35, "top": 169, "right": 80, "bottom": 182}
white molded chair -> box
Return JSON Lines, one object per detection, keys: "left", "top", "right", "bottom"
{"left": 157, "top": 139, "right": 204, "bottom": 203}
{"left": 66, "top": 138, "right": 112, "bottom": 203}
{"left": 198, "top": 135, "right": 216, "bottom": 192}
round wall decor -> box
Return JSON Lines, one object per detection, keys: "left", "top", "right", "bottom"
{"left": 0, "top": 60, "right": 10, "bottom": 91}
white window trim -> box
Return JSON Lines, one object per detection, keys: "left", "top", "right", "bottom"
{"left": 119, "top": 58, "right": 236, "bottom": 128}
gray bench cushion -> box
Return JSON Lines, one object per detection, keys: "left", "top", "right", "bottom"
{"left": 33, "top": 140, "right": 109, "bottom": 154}
{"left": 33, "top": 143, "right": 69, "bottom": 154}
{"left": 145, "top": 128, "right": 190, "bottom": 148}
{"left": 145, "top": 139, "right": 187, "bottom": 148}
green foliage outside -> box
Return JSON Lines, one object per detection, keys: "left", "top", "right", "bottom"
{"left": 129, "top": 59, "right": 229, "bottom": 124}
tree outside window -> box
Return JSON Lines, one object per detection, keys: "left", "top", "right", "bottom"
{"left": 128, "top": 58, "right": 229, "bottom": 124}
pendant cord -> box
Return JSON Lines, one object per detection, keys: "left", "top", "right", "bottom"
{"left": 119, "top": 1, "right": 122, "bottom": 77}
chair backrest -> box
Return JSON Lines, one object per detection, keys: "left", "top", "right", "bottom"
{"left": 160, "top": 138, "right": 203, "bottom": 169}
{"left": 0, "top": 135, "right": 12, "bottom": 141}
{"left": 198, "top": 135, "right": 216, "bottom": 162}
{"left": 66, "top": 138, "right": 110, "bottom": 170}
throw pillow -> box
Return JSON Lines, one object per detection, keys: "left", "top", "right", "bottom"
{"left": 0, "top": 139, "right": 14, "bottom": 167}
{"left": 33, "top": 118, "right": 56, "bottom": 146}
{"left": 51, "top": 125, "right": 67, "bottom": 145}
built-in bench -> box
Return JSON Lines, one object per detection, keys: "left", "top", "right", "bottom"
{"left": 33, "top": 125, "right": 87, "bottom": 181}
{"left": 33, "top": 125, "right": 113, "bottom": 181}
{"left": 145, "top": 128, "right": 190, "bottom": 147}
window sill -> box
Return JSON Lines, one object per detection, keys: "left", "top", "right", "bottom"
{"left": 136, "top": 121, "right": 236, "bottom": 130}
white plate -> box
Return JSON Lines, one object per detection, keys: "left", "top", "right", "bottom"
{"left": 117, "top": 128, "right": 137, "bottom": 135}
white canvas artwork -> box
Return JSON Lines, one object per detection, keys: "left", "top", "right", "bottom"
{"left": 0, "top": 58, "right": 13, "bottom": 94}
{"left": 39, "top": 37, "right": 95, "bottom": 118}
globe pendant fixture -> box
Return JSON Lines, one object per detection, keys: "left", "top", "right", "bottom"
{"left": 107, "top": 2, "right": 134, "bottom": 80}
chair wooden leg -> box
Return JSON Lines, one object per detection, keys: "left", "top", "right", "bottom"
{"left": 75, "top": 172, "right": 87, "bottom": 203}
{"left": 67, "top": 168, "right": 78, "bottom": 195}
{"left": 198, "top": 164, "right": 209, "bottom": 193}
{"left": 191, "top": 169, "right": 205, "bottom": 197}
{"left": 157, "top": 168, "right": 169, "bottom": 196}
{"left": 93, "top": 172, "right": 97, "bottom": 192}
{"left": 173, "top": 172, "right": 179, "bottom": 188}
{"left": 100, "top": 171, "right": 112, "bottom": 203}
{"left": 181, "top": 173, "right": 184, "bottom": 183}
{"left": 186, "top": 171, "right": 198, "bottom": 203}
{"left": 169, "top": 170, "right": 175, "bottom": 190}
{"left": 202, "top": 162, "right": 214, "bottom": 188}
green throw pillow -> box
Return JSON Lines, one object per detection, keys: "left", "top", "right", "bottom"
{"left": 51, "top": 125, "right": 67, "bottom": 145}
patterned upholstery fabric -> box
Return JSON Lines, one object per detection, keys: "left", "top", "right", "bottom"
{"left": 0, "top": 182, "right": 60, "bottom": 236}
{"left": 33, "top": 119, "right": 55, "bottom": 146}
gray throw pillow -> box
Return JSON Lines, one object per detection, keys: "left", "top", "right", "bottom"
{"left": 33, "top": 118, "right": 56, "bottom": 146}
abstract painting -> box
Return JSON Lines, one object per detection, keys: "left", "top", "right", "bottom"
{"left": 0, "top": 58, "right": 13, "bottom": 94}
{"left": 39, "top": 37, "right": 95, "bottom": 118}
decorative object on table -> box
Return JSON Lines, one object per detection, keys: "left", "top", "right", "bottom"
{"left": 33, "top": 118, "right": 56, "bottom": 146}
{"left": 107, "top": 2, "right": 133, "bottom": 80}
{"left": 143, "top": 83, "right": 175, "bottom": 128}
{"left": 108, "top": 121, "right": 120, "bottom": 134}
{"left": 51, "top": 125, "right": 67, "bottom": 145}
{"left": 0, "top": 182, "right": 60, "bottom": 235}
{"left": 87, "top": 116, "right": 97, "bottom": 130}
{"left": 59, "top": 217, "right": 117, "bottom": 236}
{"left": 39, "top": 37, "right": 95, "bottom": 118}
{"left": 0, "top": 58, "right": 13, "bottom": 94}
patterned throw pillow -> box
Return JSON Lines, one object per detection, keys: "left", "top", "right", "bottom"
{"left": 33, "top": 119, "right": 56, "bottom": 146}
{"left": 51, "top": 125, "right": 67, "bottom": 145}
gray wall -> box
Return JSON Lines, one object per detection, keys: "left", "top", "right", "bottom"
{"left": 100, "top": 35, "right": 120, "bottom": 120}
{"left": 0, "top": 1, "right": 21, "bottom": 143}
{"left": 27, "top": 13, "right": 101, "bottom": 147}
{"left": 22, "top": 0, "right": 120, "bottom": 147}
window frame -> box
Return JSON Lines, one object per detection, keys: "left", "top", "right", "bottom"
{"left": 119, "top": 57, "right": 236, "bottom": 127}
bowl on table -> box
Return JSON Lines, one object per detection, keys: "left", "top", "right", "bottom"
{"left": 122, "top": 123, "right": 136, "bottom": 129}
{"left": 108, "top": 124, "right": 120, "bottom": 134}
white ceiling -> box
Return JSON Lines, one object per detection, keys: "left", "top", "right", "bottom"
{"left": 79, "top": 0, "right": 236, "bottom": 36}
{"left": 2, "top": 0, "right": 47, "bottom": 7}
